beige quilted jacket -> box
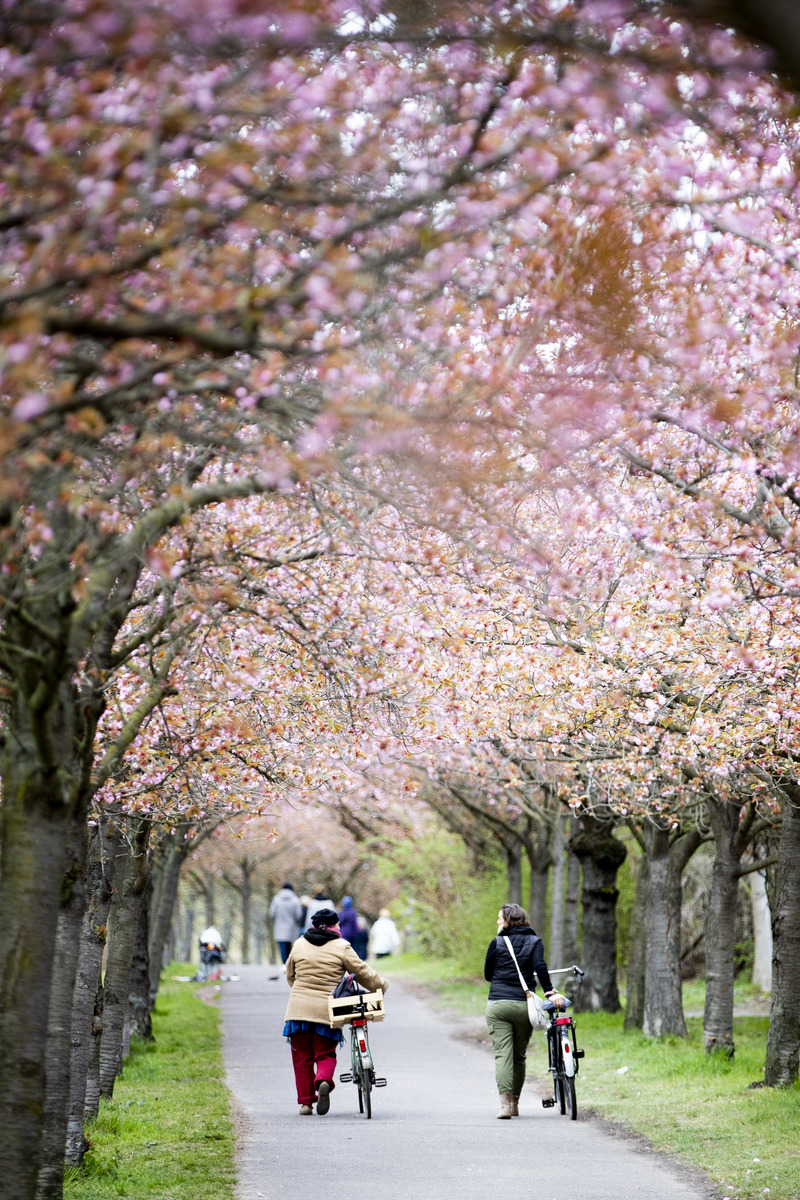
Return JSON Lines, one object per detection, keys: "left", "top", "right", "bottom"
{"left": 284, "top": 935, "right": 388, "bottom": 1025}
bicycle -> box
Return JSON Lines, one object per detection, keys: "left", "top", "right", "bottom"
{"left": 540, "top": 965, "right": 585, "bottom": 1121}
{"left": 337, "top": 992, "right": 387, "bottom": 1118}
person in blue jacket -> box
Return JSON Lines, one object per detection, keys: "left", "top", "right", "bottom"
{"left": 337, "top": 895, "right": 360, "bottom": 944}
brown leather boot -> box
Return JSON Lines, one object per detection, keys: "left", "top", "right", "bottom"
{"left": 511, "top": 1095, "right": 519, "bottom": 1116}
{"left": 497, "top": 1093, "right": 514, "bottom": 1119}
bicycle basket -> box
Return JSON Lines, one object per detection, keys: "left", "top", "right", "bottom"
{"left": 328, "top": 988, "right": 385, "bottom": 1027}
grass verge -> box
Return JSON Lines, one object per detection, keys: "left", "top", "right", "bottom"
{"left": 65, "top": 969, "right": 235, "bottom": 1200}
{"left": 383, "top": 953, "right": 800, "bottom": 1200}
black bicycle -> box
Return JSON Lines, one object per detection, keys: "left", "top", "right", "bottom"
{"left": 541, "top": 965, "right": 585, "bottom": 1121}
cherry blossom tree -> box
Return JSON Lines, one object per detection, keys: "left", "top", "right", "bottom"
{"left": 6, "top": 3, "right": 800, "bottom": 1196}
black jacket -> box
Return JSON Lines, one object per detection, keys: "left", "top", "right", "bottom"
{"left": 484, "top": 926, "right": 553, "bottom": 1001}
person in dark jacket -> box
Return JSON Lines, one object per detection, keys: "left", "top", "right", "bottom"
{"left": 484, "top": 902, "right": 564, "bottom": 1119}
{"left": 337, "top": 895, "right": 360, "bottom": 944}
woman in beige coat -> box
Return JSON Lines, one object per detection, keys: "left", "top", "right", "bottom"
{"left": 283, "top": 907, "right": 389, "bottom": 1115}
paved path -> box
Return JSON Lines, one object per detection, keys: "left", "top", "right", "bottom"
{"left": 220, "top": 965, "right": 718, "bottom": 1200}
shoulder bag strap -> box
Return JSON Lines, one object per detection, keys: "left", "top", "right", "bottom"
{"left": 502, "top": 935, "right": 533, "bottom": 997}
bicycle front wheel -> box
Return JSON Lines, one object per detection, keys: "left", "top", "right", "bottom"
{"left": 564, "top": 1073, "right": 577, "bottom": 1120}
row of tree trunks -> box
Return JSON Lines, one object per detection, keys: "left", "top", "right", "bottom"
{"left": 7, "top": 798, "right": 189, "bottom": 1198}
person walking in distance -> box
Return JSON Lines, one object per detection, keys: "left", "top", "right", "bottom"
{"left": 484, "top": 903, "right": 565, "bottom": 1119}
{"left": 303, "top": 890, "right": 334, "bottom": 933}
{"left": 337, "top": 895, "right": 360, "bottom": 945}
{"left": 283, "top": 908, "right": 389, "bottom": 1116}
{"left": 270, "top": 882, "right": 303, "bottom": 965}
{"left": 369, "top": 908, "right": 401, "bottom": 959}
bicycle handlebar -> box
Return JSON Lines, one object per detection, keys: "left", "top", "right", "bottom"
{"left": 542, "top": 997, "right": 572, "bottom": 1013}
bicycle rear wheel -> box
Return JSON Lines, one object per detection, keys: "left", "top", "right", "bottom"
{"left": 553, "top": 1074, "right": 565, "bottom": 1114}
{"left": 363, "top": 1072, "right": 372, "bottom": 1119}
{"left": 564, "top": 1073, "right": 577, "bottom": 1120}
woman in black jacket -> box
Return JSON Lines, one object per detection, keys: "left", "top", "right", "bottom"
{"left": 484, "top": 903, "right": 564, "bottom": 1119}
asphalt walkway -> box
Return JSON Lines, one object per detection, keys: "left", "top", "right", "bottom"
{"left": 219, "top": 965, "right": 718, "bottom": 1200}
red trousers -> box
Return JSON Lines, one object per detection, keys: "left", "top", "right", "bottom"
{"left": 289, "top": 1028, "right": 338, "bottom": 1105}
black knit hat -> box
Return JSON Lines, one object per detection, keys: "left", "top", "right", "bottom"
{"left": 311, "top": 908, "right": 339, "bottom": 929}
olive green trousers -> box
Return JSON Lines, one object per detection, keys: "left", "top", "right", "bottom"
{"left": 485, "top": 1000, "right": 532, "bottom": 1095}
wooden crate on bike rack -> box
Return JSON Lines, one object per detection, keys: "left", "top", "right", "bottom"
{"left": 328, "top": 989, "right": 385, "bottom": 1028}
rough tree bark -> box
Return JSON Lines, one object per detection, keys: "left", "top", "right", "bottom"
{"left": 570, "top": 815, "right": 627, "bottom": 1012}
{"left": 128, "top": 875, "right": 154, "bottom": 1042}
{"left": 505, "top": 840, "right": 523, "bottom": 906}
{"left": 526, "top": 815, "right": 552, "bottom": 939}
{"left": 548, "top": 814, "right": 566, "bottom": 967}
{"left": 0, "top": 602, "right": 101, "bottom": 1200}
{"left": 765, "top": 785, "right": 800, "bottom": 1086}
{"left": 642, "top": 822, "right": 704, "bottom": 1038}
{"left": 147, "top": 825, "right": 191, "bottom": 1005}
{"left": 98, "top": 817, "right": 151, "bottom": 1099}
{"left": 35, "top": 822, "right": 89, "bottom": 1200}
{"left": 703, "top": 796, "right": 771, "bottom": 1057}
{"left": 624, "top": 842, "right": 649, "bottom": 1032}
{"left": 66, "top": 817, "right": 120, "bottom": 1166}
{"left": 563, "top": 841, "right": 580, "bottom": 968}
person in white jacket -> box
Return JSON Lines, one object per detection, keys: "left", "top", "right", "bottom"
{"left": 369, "top": 909, "right": 401, "bottom": 959}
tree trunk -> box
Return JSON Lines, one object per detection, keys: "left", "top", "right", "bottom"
{"left": 571, "top": 816, "right": 627, "bottom": 1012}
{"left": 750, "top": 868, "right": 773, "bottom": 993}
{"left": 147, "top": 828, "right": 189, "bottom": 1005}
{"left": 66, "top": 818, "right": 120, "bottom": 1166}
{"left": 179, "top": 898, "right": 196, "bottom": 963}
{"left": 505, "top": 840, "right": 522, "bottom": 905}
{"left": 624, "top": 849, "right": 649, "bottom": 1032}
{"left": 548, "top": 815, "right": 566, "bottom": 968}
{"left": 642, "top": 824, "right": 702, "bottom": 1038}
{"left": 703, "top": 798, "right": 744, "bottom": 1057}
{"left": 204, "top": 875, "right": 216, "bottom": 927}
{"left": 526, "top": 819, "right": 551, "bottom": 939}
{"left": 35, "top": 821, "right": 89, "bottom": 1200}
{"left": 128, "top": 875, "right": 153, "bottom": 1042}
{"left": 98, "top": 817, "right": 151, "bottom": 1099}
{"left": 240, "top": 865, "right": 252, "bottom": 965}
{"left": 0, "top": 703, "right": 88, "bottom": 1200}
{"left": 563, "top": 841, "right": 581, "bottom": 967}
{"left": 765, "top": 786, "right": 800, "bottom": 1086}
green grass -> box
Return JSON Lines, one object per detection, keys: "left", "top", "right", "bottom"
{"left": 385, "top": 955, "right": 800, "bottom": 1200}
{"left": 65, "top": 969, "right": 235, "bottom": 1200}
